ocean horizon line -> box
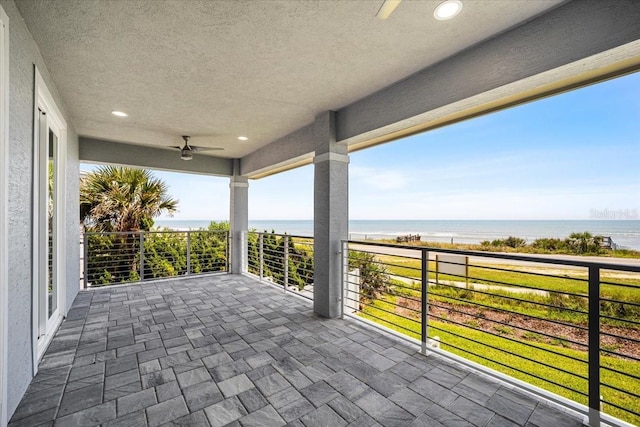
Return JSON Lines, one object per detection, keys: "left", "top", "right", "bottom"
{"left": 154, "top": 219, "right": 640, "bottom": 250}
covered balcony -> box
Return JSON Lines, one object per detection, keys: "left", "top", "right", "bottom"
{"left": 1, "top": 0, "right": 639, "bottom": 426}
{"left": 9, "top": 230, "right": 639, "bottom": 426}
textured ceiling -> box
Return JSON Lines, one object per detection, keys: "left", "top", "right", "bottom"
{"left": 16, "top": 0, "right": 565, "bottom": 158}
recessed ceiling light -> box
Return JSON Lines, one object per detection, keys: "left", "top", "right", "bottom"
{"left": 111, "top": 111, "right": 128, "bottom": 117}
{"left": 238, "top": 136, "right": 249, "bottom": 141}
{"left": 434, "top": 0, "right": 462, "bottom": 20}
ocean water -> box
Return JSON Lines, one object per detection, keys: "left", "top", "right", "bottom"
{"left": 154, "top": 219, "right": 640, "bottom": 250}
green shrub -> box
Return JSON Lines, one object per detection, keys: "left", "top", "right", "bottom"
{"left": 566, "top": 232, "right": 603, "bottom": 255}
{"left": 349, "top": 251, "right": 390, "bottom": 300}
{"left": 532, "top": 238, "right": 567, "bottom": 251}
{"left": 504, "top": 236, "right": 527, "bottom": 248}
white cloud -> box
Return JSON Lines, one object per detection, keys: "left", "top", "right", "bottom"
{"left": 350, "top": 166, "right": 409, "bottom": 191}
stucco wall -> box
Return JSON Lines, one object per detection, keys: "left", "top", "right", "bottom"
{"left": 0, "top": 0, "right": 79, "bottom": 417}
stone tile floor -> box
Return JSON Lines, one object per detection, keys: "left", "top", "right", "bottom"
{"left": 9, "top": 274, "right": 585, "bottom": 426}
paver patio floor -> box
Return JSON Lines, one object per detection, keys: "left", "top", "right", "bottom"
{"left": 9, "top": 274, "right": 584, "bottom": 426}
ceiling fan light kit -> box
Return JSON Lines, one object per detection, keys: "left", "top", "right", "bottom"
{"left": 171, "top": 135, "right": 223, "bottom": 160}
{"left": 181, "top": 147, "right": 193, "bottom": 160}
{"left": 180, "top": 135, "right": 193, "bottom": 161}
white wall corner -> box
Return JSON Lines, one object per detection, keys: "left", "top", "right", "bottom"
{"left": 0, "top": 4, "right": 10, "bottom": 425}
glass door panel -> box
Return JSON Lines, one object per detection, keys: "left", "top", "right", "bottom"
{"left": 47, "top": 129, "right": 57, "bottom": 319}
{"left": 36, "top": 107, "right": 60, "bottom": 347}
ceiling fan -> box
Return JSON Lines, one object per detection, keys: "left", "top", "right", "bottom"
{"left": 171, "top": 135, "right": 223, "bottom": 161}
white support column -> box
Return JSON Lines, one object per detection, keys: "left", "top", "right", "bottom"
{"left": 230, "top": 159, "right": 249, "bottom": 274}
{"left": 313, "top": 111, "right": 349, "bottom": 318}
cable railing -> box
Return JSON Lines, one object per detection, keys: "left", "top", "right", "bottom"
{"left": 82, "top": 230, "right": 228, "bottom": 287}
{"left": 78, "top": 228, "right": 639, "bottom": 424}
{"left": 247, "top": 231, "right": 314, "bottom": 300}
{"left": 341, "top": 240, "right": 640, "bottom": 427}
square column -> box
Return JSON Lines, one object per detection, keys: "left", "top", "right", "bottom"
{"left": 230, "top": 160, "right": 249, "bottom": 274}
{"left": 313, "top": 112, "right": 349, "bottom": 318}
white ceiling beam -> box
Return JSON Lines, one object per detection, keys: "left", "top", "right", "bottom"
{"left": 80, "top": 137, "right": 234, "bottom": 177}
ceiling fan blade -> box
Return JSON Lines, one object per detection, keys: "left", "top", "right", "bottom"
{"left": 170, "top": 146, "right": 182, "bottom": 150}
{"left": 191, "top": 146, "right": 224, "bottom": 152}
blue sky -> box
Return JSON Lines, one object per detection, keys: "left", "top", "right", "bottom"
{"left": 83, "top": 71, "right": 640, "bottom": 221}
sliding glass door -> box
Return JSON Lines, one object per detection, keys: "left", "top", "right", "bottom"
{"left": 37, "top": 111, "right": 60, "bottom": 342}
{"left": 33, "top": 69, "right": 66, "bottom": 362}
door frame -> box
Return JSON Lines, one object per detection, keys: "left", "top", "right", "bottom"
{"left": 32, "top": 67, "right": 67, "bottom": 371}
{"left": 0, "top": 4, "right": 9, "bottom": 425}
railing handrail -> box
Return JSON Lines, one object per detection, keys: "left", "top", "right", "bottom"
{"left": 83, "top": 229, "right": 228, "bottom": 236}
{"left": 345, "top": 239, "right": 640, "bottom": 273}
{"left": 248, "top": 231, "right": 313, "bottom": 240}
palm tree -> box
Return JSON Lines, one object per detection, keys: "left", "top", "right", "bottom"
{"left": 80, "top": 166, "right": 179, "bottom": 282}
{"left": 80, "top": 166, "right": 178, "bottom": 232}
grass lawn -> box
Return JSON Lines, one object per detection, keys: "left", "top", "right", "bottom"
{"left": 375, "top": 255, "right": 640, "bottom": 327}
{"left": 377, "top": 255, "right": 640, "bottom": 294}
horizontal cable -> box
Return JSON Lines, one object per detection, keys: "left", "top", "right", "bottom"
{"left": 353, "top": 296, "right": 420, "bottom": 324}
{"left": 434, "top": 269, "right": 589, "bottom": 301}
{"left": 600, "top": 381, "right": 640, "bottom": 400}
{"left": 468, "top": 262, "right": 588, "bottom": 285}
{"left": 599, "top": 279, "right": 640, "bottom": 289}
{"left": 425, "top": 314, "right": 589, "bottom": 378}
{"left": 598, "top": 347, "right": 640, "bottom": 363}
{"left": 348, "top": 305, "right": 420, "bottom": 335}
{"left": 600, "top": 398, "right": 640, "bottom": 419}
{"left": 425, "top": 325, "right": 588, "bottom": 397}
{"left": 598, "top": 329, "right": 640, "bottom": 345}
{"left": 427, "top": 289, "right": 589, "bottom": 332}
{"left": 600, "top": 364, "right": 640, "bottom": 380}
{"left": 426, "top": 299, "right": 589, "bottom": 354}
{"left": 599, "top": 296, "right": 640, "bottom": 309}
{"left": 428, "top": 280, "right": 590, "bottom": 316}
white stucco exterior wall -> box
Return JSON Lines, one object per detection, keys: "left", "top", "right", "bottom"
{"left": 0, "top": 0, "right": 79, "bottom": 417}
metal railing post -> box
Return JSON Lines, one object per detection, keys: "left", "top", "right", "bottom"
{"left": 83, "top": 232, "right": 88, "bottom": 289}
{"left": 186, "top": 231, "right": 191, "bottom": 276}
{"left": 341, "top": 240, "right": 348, "bottom": 319}
{"left": 242, "top": 231, "right": 247, "bottom": 274}
{"left": 421, "top": 249, "right": 429, "bottom": 355}
{"left": 226, "top": 231, "right": 230, "bottom": 273}
{"left": 588, "top": 265, "right": 601, "bottom": 427}
{"left": 259, "top": 233, "right": 264, "bottom": 280}
{"left": 139, "top": 231, "right": 145, "bottom": 281}
{"left": 283, "top": 235, "right": 289, "bottom": 292}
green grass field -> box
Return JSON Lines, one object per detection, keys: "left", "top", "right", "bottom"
{"left": 377, "top": 255, "right": 640, "bottom": 327}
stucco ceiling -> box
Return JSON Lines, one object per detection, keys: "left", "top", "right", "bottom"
{"left": 16, "top": 0, "right": 565, "bottom": 158}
